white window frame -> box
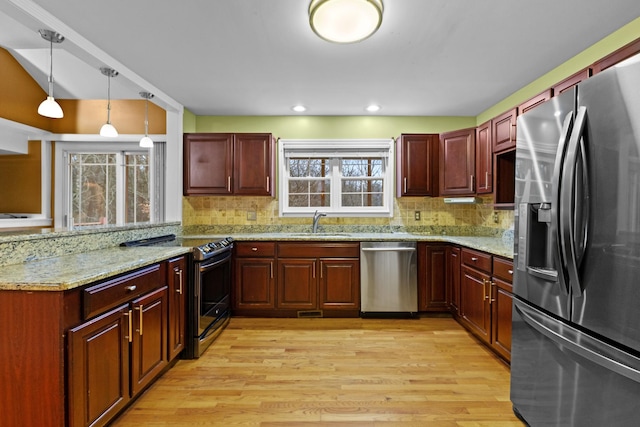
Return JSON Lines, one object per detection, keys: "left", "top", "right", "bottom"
{"left": 278, "top": 139, "right": 394, "bottom": 217}
{"left": 54, "top": 141, "right": 163, "bottom": 228}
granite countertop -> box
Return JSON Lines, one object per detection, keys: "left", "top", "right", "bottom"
{"left": 0, "top": 232, "right": 513, "bottom": 292}
{"left": 186, "top": 232, "right": 515, "bottom": 259}
{"left": 0, "top": 246, "right": 191, "bottom": 291}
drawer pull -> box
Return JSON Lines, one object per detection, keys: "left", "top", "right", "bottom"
{"left": 251, "top": 247, "right": 258, "bottom": 251}
{"left": 125, "top": 285, "right": 137, "bottom": 292}
{"left": 508, "top": 269, "right": 513, "bottom": 275}
{"left": 471, "top": 257, "right": 478, "bottom": 262}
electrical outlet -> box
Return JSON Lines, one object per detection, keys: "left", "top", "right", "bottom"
{"left": 492, "top": 212, "right": 499, "bottom": 224}
{"left": 414, "top": 211, "right": 421, "bottom": 221}
{"left": 247, "top": 210, "right": 257, "bottom": 221}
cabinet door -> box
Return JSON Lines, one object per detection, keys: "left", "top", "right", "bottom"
{"left": 167, "top": 257, "right": 186, "bottom": 361}
{"left": 418, "top": 244, "right": 448, "bottom": 312}
{"left": 491, "top": 277, "right": 513, "bottom": 361}
{"left": 396, "top": 134, "right": 438, "bottom": 197}
{"left": 318, "top": 258, "right": 360, "bottom": 311}
{"left": 492, "top": 109, "right": 517, "bottom": 153}
{"left": 446, "top": 246, "right": 461, "bottom": 315}
{"left": 234, "top": 133, "right": 274, "bottom": 196}
{"left": 68, "top": 305, "right": 130, "bottom": 427}
{"left": 518, "top": 90, "right": 552, "bottom": 115}
{"left": 277, "top": 259, "right": 317, "bottom": 310}
{"left": 553, "top": 69, "right": 590, "bottom": 95}
{"left": 460, "top": 266, "right": 491, "bottom": 343}
{"left": 475, "top": 122, "right": 492, "bottom": 194}
{"left": 439, "top": 128, "right": 476, "bottom": 196}
{"left": 131, "top": 287, "right": 168, "bottom": 396}
{"left": 183, "top": 133, "right": 233, "bottom": 195}
{"left": 235, "top": 258, "right": 276, "bottom": 310}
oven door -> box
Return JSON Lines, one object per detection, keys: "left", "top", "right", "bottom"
{"left": 192, "top": 249, "right": 232, "bottom": 357}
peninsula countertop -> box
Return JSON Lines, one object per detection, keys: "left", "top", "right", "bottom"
{"left": 0, "top": 246, "right": 191, "bottom": 291}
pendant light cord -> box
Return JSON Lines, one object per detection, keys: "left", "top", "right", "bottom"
{"left": 47, "top": 36, "right": 54, "bottom": 96}
{"left": 106, "top": 74, "right": 112, "bottom": 123}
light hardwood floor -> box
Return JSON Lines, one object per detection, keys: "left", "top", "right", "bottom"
{"left": 111, "top": 317, "right": 523, "bottom": 426}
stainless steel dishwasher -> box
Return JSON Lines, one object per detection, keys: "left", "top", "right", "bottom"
{"left": 360, "top": 241, "right": 417, "bottom": 317}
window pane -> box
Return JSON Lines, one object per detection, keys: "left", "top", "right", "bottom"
{"left": 289, "top": 158, "right": 330, "bottom": 177}
{"left": 70, "top": 154, "right": 116, "bottom": 226}
{"left": 341, "top": 158, "right": 383, "bottom": 177}
{"left": 125, "top": 153, "right": 150, "bottom": 223}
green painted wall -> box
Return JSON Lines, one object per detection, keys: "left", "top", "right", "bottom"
{"left": 184, "top": 16, "right": 640, "bottom": 135}
{"left": 477, "top": 16, "right": 640, "bottom": 124}
{"left": 192, "top": 115, "right": 475, "bottom": 138}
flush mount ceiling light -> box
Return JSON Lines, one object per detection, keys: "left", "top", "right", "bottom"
{"left": 366, "top": 104, "right": 381, "bottom": 112}
{"left": 99, "top": 67, "right": 119, "bottom": 137}
{"left": 139, "top": 91, "right": 154, "bottom": 148}
{"left": 309, "top": 0, "right": 383, "bottom": 43}
{"left": 37, "top": 29, "right": 65, "bottom": 118}
{"left": 292, "top": 105, "right": 307, "bottom": 112}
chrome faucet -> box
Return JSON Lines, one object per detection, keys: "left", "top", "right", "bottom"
{"left": 312, "top": 210, "right": 327, "bottom": 233}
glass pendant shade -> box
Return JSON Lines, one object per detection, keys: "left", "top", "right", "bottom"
{"left": 99, "top": 123, "right": 118, "bottom": 137}
{"left": 309, "top": 0, "right": 383, "bottom": 43}
{"left": 38, "top": 96, "right": 64, "bottom": 118}
{"left": 38, "top": 29, "right": 64, "bottom": 118}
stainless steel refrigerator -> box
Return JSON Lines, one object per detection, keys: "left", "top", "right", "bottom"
{"left": 511, "top": 53, "right": 640, "bottom": 426}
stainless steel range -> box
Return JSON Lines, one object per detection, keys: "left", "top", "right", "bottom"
{"left": 121, "top": 234, "right": 233, "bottom": 358}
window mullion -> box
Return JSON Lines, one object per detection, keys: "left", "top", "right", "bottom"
{"left": 331, "top": 158, "right": 341, "bottom": 209}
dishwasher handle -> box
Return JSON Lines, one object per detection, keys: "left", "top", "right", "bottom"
{"left": 361, "top": 247, "right": 416, "bottom": 252}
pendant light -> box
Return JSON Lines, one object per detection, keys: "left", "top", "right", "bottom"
{"left": 37, "top": 29, "right": 65, "bottom": 118}
{"left": 139, "top": 91, "right": 154, "bottom": 148}
{"left": 99, "top": 67, "right": 119, "bottom": 137}
{"left": 309, "top": 0, "right": 384, "bottom": 44}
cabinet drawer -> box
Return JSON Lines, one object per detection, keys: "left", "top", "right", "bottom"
{"left": 277, "top": 242, "right": 360, "bottom": 258}
{"left": 235, "top": 242, "right": 276, "bottom": 257}
{"left": 461, "top": 248, "right": 492, "bottom": 273}
{"left": 83, "top": 264, "right": 164, "bottom": 320}
{"left": 492, "top": 257, "right": 513, "bottom": 283}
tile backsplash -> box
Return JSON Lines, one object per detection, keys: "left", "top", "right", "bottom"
{"left": 183, "top": 195, "right": 514, "bottom": 235}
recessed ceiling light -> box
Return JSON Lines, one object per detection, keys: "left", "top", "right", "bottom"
{"left": 292, "top": 105, "right": 307, "bottom": 112}
{"left": 366, "top": 104, "right": 381, "bottom": 112}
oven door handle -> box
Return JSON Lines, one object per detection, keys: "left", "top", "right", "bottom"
{"left": 198, "top": 252, "right": 232, "bottom": 272}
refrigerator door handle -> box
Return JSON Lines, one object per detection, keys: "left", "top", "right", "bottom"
{"left": 559, "top": 106, "right": 588, "bottom": 297}
{"left": 516, "top": 301, "right": 640, "bottom": 384}
{"left": 551, "top": 112, "right": 575, "bottom": 294}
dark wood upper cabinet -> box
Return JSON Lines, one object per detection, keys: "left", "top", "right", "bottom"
{"left": 592, "top": 38, "right": 640, "bottom": 75}
{"left": 183, "top": 133, "right": 274, "bottom": 196}
{"left": 518, "top": 90, "right": 552, "bottom": 115}
{"left": 439, "top": 128, "right": 476, "bottom": 196}
{"left": 552, "top": 69, "right": 590, "bottom": 95}
{"left": 491, "top": 108, "right": 517, "bottom": 153}
{"left": 234, "top": 133, "right": 275, "bottom": 196}
{"left": 183, "top": 133, "right": 233, "bottom": 195}
{"left": 396, "top": 134, "right": 439, "bottom": 197}
{"left": 475, "top": 121, "right": 492, "bottom": 194}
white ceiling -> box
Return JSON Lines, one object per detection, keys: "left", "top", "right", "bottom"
{"left": 2, "top": 0, "right": 640, "bottom": 116}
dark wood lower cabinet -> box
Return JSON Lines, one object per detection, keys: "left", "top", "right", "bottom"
{"left": 460, "top": 264, "right": 492, "bottom": 342}
{"left": 68, "top": 305, "right": 131, "bottom": 427}
{"left": 277, "top": 259, "right": 317, "bottom": 310}
{"left": 417, "top": 243, "right": 448, "bottom": 312}
{"left": 319, "top": 258, "right": 360, "bottom": 311}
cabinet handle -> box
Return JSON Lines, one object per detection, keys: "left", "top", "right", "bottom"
{"left": 320, "top": 263, "right": 323, "bottom": 279}
{"left": 312, "top": 263, "right": 316, "bottom": 279}
{"left": 270, "top": 261, "right": 274, "bottom": 279}
{"left": 251, "top": 247, "right": 258, "bottom": 251}
{"left": 483, "top": 279, "right": 489, "bottom": 300}
{"left": 266, "top": 176, "right": 270, "bottom": 189}
{"left": 508, "top": 269, "right": 513, "bottom": 275}
{"left": 490, "top": 281, "right": 496, "bottom": 304}
{"left": 227, "top": 176, "right": 231, "bottom": 192}
{"left": 135, "top": 305, "right": 143, "bottom": 335}
{"left": 125, "top": 309, "right": 133, "bottom": 343}
{"left": 485, "top": 171, "right": 489, "bottom": 188}
{"left": 125, "top": 285, "right": 137, "bottom": 292}
{"left": 403, "top": 177, "right": 407, "bottom": 193}
{"left": 176, "top": 269, "right": 183, "bottom": 295}
{"left": 471, "top": 257, "right": 478, "bottom": 262}
{"left": 470, "top": 175, "right": 475, "bottom": 191}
